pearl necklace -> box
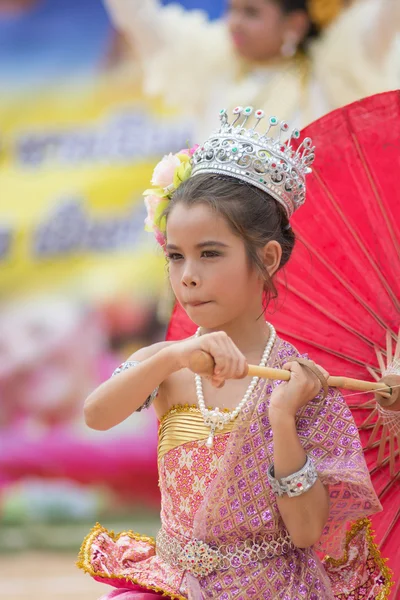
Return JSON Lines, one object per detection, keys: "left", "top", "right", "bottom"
{"left": 194, "top": 322, "right": 276, "bottom": 448}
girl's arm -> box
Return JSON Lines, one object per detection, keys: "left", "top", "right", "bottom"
{"left": 84, "top": 341, "right": 177, "bottom": 431}
{"left": 364, "top": 0, "right": 400, "bottom": 66}
{"left": 104, "top": 0, "right": 165, "bottom": 61}
{"left": 103, "top": 0, "right": 229, "bottom": 108}
{"left": 268, "top": 360, "right": 331, "bottom": 548}
{"left": 269, "top": 412, "right": 329, "bottom": 548}
{"left": 84, "top": 331, "right": 247, "bottom": 431}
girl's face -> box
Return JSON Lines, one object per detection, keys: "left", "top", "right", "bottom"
{"left": 166, "top": 203, "right": 264, "bottom": 329}
{"left": 227, "top": 0, "right": 302, "bottom": 62}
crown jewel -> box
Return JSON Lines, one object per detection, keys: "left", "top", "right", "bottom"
{"left": 191, "top": 106, "right": 315, "bottom": 218}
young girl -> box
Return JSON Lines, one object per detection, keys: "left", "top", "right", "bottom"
{"left": 78, "top": 108, "right": 391, "bottom": 599}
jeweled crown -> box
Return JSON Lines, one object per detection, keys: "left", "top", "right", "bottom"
{"left": 191, "top": 106, "right": 315, "bottom": 218}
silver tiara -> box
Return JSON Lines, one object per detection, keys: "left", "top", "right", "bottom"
{"left": 191, "top": 106, "right": 315, "bottom": 218}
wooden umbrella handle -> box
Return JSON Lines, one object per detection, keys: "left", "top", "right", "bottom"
{"left": 188, "top": 350, "right": 393, "bottom": 395}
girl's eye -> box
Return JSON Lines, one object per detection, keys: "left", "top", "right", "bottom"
{"left": 202, "top": 250, "right": 220, "bottom": 258}
{"left": 244, "top": 7, "right": 259, "bottom": 17}
{"left": 167, "top": 253, "right": 183, "bottom": 261}
{"left": 166, "top": 251, "right": 221, "bottom": 260}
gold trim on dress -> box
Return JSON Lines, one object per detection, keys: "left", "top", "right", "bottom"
{"left": 76, "top": 523, "right": 186, "bottom": 600}
{"left": 159, "top": 403, "right": 231, "bottom": 424}
{"left": 158, "top": 404, "right": 234, "bottom": 460}
{"left": 324, "top": 518, "right": 394, "bottom": 600}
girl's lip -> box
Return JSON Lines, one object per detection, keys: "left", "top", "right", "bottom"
{"left": 187, "top": 301, "right": 211, "bottom": 307}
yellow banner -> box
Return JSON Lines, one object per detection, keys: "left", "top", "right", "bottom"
{"left": 0, "top": 72, "right": 193, "bottom": 300}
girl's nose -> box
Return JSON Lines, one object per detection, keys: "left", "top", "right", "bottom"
{"left": 227, "top": 10, "right": 242, "bottom": 33}
{"left": 181, "top": 270, "right": 199, "bottom": 287}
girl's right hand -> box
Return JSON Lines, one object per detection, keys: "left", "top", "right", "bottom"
{"left": 170, "top": 332, "right": 248, "bottom": 388}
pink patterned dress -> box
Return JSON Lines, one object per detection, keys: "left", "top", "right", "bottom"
{"left": 78, "top": 339, "right": 393, "bottom": 599}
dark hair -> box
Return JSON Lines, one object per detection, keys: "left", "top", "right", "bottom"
{"left": 163, "top": 174, "right": 295, "bottom": 307}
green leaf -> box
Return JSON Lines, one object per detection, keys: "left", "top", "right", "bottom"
{"left": 153, "top": 199, "right": 170, "bottom": 232}
{"left": 143, "top": 187, "right": 166, "bottom": 199}
{"left": 173, "top": 162, "right": 192, "bottom": 189}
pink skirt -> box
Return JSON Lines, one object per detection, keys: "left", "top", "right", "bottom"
{"left": 99, "top": 587, "right": 169, "bottom": 599}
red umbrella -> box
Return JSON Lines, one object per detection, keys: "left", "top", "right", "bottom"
{"left": 166, "top": 91, "right": 400, "bottom": 595}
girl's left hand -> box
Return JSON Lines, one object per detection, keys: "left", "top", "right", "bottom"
{"left": 269, "top": 361, "right": 330, "bottom": 420}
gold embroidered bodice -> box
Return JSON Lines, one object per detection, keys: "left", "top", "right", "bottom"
{"left": 158, "top": 404, "right": 235, "bottom": 461}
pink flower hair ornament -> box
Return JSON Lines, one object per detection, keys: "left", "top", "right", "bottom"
{"left": 144, "top": 145, "right": 199, "bottom": 247}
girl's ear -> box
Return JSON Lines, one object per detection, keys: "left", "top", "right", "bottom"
{"left": 282, "top": 9, "right": 310, "bottom": 47}
{"left": 261, "top": 240, "right": 282, "bottom": 278}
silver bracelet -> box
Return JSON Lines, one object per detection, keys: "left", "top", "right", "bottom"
{"left": 111, "top": 360, "right": 159, "bottom": 412}
{"left": 267, "top": 455, "right": 318, "bottom": 498}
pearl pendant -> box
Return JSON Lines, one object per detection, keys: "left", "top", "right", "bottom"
{"left": 206, "top": 433, "right": 214, "bottom": 448}
{"left": 206, "top": 424, "right": 216, "bottom": 448}
{"left": 195, "top": 322, "right": 276, "bottom": 448}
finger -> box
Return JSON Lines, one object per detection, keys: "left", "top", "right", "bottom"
{"left": 237, "top": 356, "right": 248, "bottom": 379}
{"left": 302, "top": 360, "right": 330, "bottom": 380}
{"left": 223, "top": 354, "right": 238, "bottom": 380}
{"left": 213, "top": 335, "right": 230, "bottom": 375}
{"left": 224, "top": 338, "right": 239, "bottom": 378}
{"left": 283, "top": 362, "right": 320, "bottom": 397}
{"left": 230, "top": 345, "right": 248, "bottom": 379}
{"left": 214, "top": 343, "right": 234, "bottom": 378}
{"left": 282, "top": 361, "right": 294, "bottom": 371}
{"left": 216, "top": 337, "right": 241, "bottom": 379}
{"left": 232, "top": 357, "right": 244, "bottom": 379}
{"left": 284, "top": 361, "right": 329, "bottom": 383}
{"left": 211, "top": 340, "right": 231, "bottom": 377}
{"left": 211, "top": 376, "right": 225, "bottom": 388}
{"left": 314, "top": 363, "right": 330, "bottom": 379}
{"left": 282, "top": 361, "right": 303, "bottom": 377}
{"left": 282, "top": 361, "right": 303, "bottom": 372}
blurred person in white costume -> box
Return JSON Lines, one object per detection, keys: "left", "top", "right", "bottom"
{"left": 105, "top": 0, "right": 400, "bottom": 137}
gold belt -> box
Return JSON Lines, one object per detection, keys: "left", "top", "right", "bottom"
{"left": 156, "top": 527, "right": 295, "bottom": 578}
